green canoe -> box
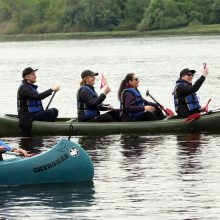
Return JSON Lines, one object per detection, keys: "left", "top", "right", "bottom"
{"left": 0, "top": 111, "right": 220, "bottom": 137}
{"left": 0, "top": 138, "right": 94, "bottom": 186}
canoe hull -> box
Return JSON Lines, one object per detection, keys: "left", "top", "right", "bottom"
{"left": 0, "top": 112, "right": 220, "bottom": 137}
{"left": 0, "top": 139, "right": 94, "bottom": 186}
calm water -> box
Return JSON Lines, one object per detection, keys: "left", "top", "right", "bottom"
{"left": 1, "top": 36, "right": 220, "bottom": 219}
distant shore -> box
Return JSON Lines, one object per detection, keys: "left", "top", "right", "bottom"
{"left": 1, "top": 24, "right": 220, "bottom": 42}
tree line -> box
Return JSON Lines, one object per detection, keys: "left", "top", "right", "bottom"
{"left": 0, "top": 0, "right": 220, "bottom": 34}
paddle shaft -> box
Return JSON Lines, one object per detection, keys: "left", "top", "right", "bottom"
{"left": 46, "top": 91, "right": 56, "bottom": 110}
{"left": 147, "top": 92, "right": 163, "bottom": 108}
{"left": 3, "top": 151, "right": 21, "bottom": 156}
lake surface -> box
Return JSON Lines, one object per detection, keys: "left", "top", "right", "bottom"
{"left": 0, "top": 35, "right": 220, "bottom": 219}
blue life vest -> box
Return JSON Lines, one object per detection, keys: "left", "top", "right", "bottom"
{"left": 17, "top": 83, "right": 43, "bottom": 114}
{"left": 77, "top": 86, "right": 99, "bottom": 118}
{"left": 120, "top": 88, "right": 145, "bottom": 119}
{"left": 173, "top": 82, "right": 201, "bottom": 112}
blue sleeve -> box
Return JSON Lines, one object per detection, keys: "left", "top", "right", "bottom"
{"left": 0, "top": 140, "right": 14, "bottom": 151}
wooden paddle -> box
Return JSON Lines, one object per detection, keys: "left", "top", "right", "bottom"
{"left": 46, "top": 91, "right": 57, "bottom": 110}
{"left": 184, "top": 98, "right": 212, "bottom": 122}
{"left": 146, "top": 90, "right": 175, "bottom": 117}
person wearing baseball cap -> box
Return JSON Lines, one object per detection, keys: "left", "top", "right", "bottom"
{"left": 17, "top": 67, "right": 60, "bottom": 135}
{"left": 173, "top": 66, "right": 209, "bottom": 118}
{"left": 77, "top": 70, "right": 118, "bottom": 122}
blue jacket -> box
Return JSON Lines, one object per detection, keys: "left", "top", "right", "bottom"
{"left": 0, "top": 140, "right": 13, "bottom": 151}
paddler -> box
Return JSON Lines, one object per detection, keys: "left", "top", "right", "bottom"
{"left": 118, "top": 73, "right": 165, "bottom": 122}
{"left": 17, "top": 67, "right": 60, "bottom": 135}
{"left": 77, "top": 70, "right": 119, "bottom": 122}
{"left": 173, "top": 66, "right": 209, "bottom": 118}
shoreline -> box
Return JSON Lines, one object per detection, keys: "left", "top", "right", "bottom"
{"left": 1, "top": 24, "right": 220, "bottom": 42}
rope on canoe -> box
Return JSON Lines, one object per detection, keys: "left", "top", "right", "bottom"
{"left": 68, "top": 125, "right": 74, "bottom": 140}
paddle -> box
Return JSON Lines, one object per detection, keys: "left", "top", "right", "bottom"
{"left": 46, "top": 91, "right": 56, "bottom": 110}
{"left": 2, "top": 151, "right": 21, "bottom": 157}
{"left": 204, "top": 98, "right": 212, "bottom": 113}
{"left": 183, "top": 98, "right": 212, "bottom": 122}
{"left": 1, "top": 150, "right": 38, "bottom": 157}
{"left": 146, "top": 90, "right": 175, "bottom": 117}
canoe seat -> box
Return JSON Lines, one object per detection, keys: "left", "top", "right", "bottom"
{"left": 5, "top": 114, "right": 18, "bottom": 118}
{"left": 66, "top": 118, "right": 77, "bottom": 123}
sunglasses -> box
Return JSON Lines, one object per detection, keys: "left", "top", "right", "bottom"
{"left": 186, "top": 73, "right": 193, "bottom": 77}
{"left": 134, "top": 78, "right": 139, "bottom": 81}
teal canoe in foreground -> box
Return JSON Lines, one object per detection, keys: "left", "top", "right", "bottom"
{"left": 0, "top": 139, "right": 94, "bottom": 186}
{"left": 0, "top": 112, "right": 220, "bottom": 137}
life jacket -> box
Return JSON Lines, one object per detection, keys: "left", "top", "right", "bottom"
{"left": 173, "top": 82, "right": 201, "bottom": 112}
{"left": 17, "top": 83, "right": 43, "bottom": 114}
{"left": 77, "top": 86, "right": 99, "bottom": 118}
{"left": 120, "top": 88, "right": 145, "bottom": 119}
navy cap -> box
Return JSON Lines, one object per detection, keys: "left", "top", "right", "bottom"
{"left": 81, "top": 70, "right": 98, "bottom": 79}
{"left": 180, "top": 68, "right": 196, "bottom": 77}
{"left": 22, "top": 67, "right": 38, "bottom": 78}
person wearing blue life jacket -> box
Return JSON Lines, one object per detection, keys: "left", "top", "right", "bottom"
{"left": 0, "top": 140, "right": 29, "bottom": 160}
{"left": 118, "top": 73, "right": 165, "bottom": 122}
{"left": 17, "top": 67, "right": 60, "bottom": 135}
{"left": 77, "top": 70, "right": 119, "bottom": 122}
{"left": 173, "top": 67, "right": 209, "bottom": 118}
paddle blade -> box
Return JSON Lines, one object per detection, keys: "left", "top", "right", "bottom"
{"left": 164, "top": 108, "right": 175, "bottom": 117}
{"left": 183, "top": 113, "right": 201, "bottom": 122}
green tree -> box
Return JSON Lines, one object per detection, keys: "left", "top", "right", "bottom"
{"left": 63, "top": 0, "right": 125, "bottom": 31}
{"left": 117, "top": 0, "right": 150, "bottom": 30}
{"left": 138, "top": 0, "right": 188, "bottom": 31}
{"left": 212, "top": 0, "right": 220, "bottom": 23}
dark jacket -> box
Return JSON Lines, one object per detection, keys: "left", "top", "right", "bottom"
{"left": 174, "top": 76, "right": 205, "bottom": 118}
{"left": 120, "top": 88, "right": 157, "bottom": 122}
{"left": 17, "top": 80, "right": 53, "bottom": 135}
{"left": 77, "top": 84, "right": 108, "bottom": 122}
{"left": 17, "top": 80, "right": 53, "bottom": 116}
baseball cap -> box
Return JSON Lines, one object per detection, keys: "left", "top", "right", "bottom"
{"left": 22, "top": 67, "right": 38, "bottom": 78}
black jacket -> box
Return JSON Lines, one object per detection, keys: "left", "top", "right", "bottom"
{"left": 77, "top": 85, "right": 108, "bottom": 122}
{"left": 17, "top": 80, "right": 53, "bottom": 116}
{"left": 174, "top": 76, "right": 205, "bottom": 118}
{"left": 17, "top": 80, "right": 52, "bottom": 136}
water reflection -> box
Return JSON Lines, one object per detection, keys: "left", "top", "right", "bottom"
{"left": 19, "top": 136, "right": 60, "bottom": 154}
{"left": 176, "top": 133, "right": 204, "bottom": 175}
{"left": 119, "top": 135, "right": 166, "bottom": 182}
{"left": 120, "top": 135, "right": 146, "bottom": 159}
{"left": 120, "top": 135, "right": 165, "bottom": 159}
{"left": 0, "top": 182, "right": 95, "bottom": 219}
{"left": 77, "top": 135, "right": 119, "bottom": 164}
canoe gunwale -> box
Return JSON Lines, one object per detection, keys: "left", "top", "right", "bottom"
{"left": 1, "top": 111, "right": 220, "bottom": 136}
